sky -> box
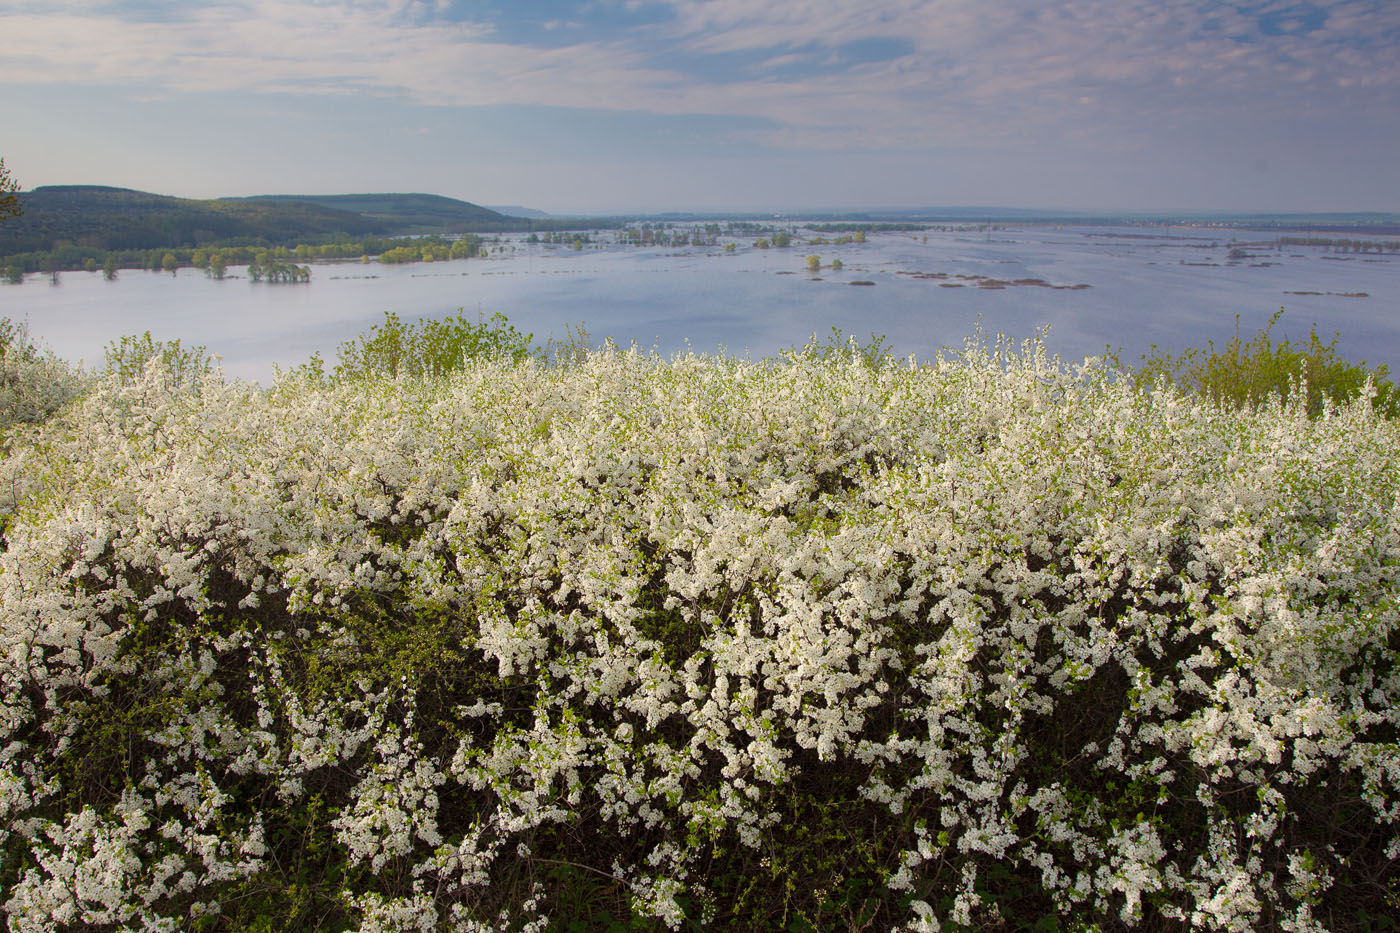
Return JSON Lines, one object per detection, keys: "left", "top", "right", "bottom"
{"left": 0, "top": 0, "right": 1397, "bottom": 213}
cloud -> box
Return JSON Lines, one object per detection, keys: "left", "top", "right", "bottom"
{"left": 0, "top": 0, "right": 1395, "bottom": 153}
{"left": 0, "top": 1, "right": 681, "bottom": 104}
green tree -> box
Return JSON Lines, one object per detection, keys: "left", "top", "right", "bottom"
{"left": 335, "top": 311, "right": 533, "bottom": 380}
{"left": 806, "top": 254, "right": 821, "bottom": 272}
{"left": 102, "top": 256, "right": 119, "bottom": 281}
{"left": 1128, "top": 308, "right": 1399, "bottom": 418}
{"left": 0, "top": 158, "right": 20, "bottom": 223}
{"left": 161, "top": 252, "right": 178, "bottom": 275}
{"left": 104, "top": 331, "right": 212, "bottom": 386}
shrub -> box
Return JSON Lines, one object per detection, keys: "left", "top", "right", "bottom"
{"left": 1, "top": 339, "right": 1398, "bottom": 930}
{"left": 104, "top": 331, "right": 213, "bottom": 387}
{"left": 334, "top": 310, "right": 533, "bottom": 380}
{"left": 541, "top": 320, "right": 596, "bottom": 368}
{"left": 0, "top": 318, "right": 88, "bottom": 433}
{"left": 784, "top": 326, "right": 894, "bottom": 368}
{"left": 1130, "top": 308, "right": 1399, "bottom": 418}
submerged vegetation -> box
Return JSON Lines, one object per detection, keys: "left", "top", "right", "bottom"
{"left": 0, "top": 313, "right": 1398, "bottom": 930}
{"left": 1, "top": 235, "right": 487, "bottom": 281}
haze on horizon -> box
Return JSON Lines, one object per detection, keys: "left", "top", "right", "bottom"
{"left": 1, "top": 0, "right": 1396, "bottom": 216}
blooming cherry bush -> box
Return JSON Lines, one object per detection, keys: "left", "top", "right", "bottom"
{"left": 0, "top": 336, "right": 1397, "bottom": 930}
{"left": 0, "top": 321, "right": 88, "bottom": 437}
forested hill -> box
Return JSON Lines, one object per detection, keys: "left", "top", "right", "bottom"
{"left": 232, "top": 193, "right": 509, "bottom": 231}
{"left": 0, "top": 186, "right": 515, "bottom": 255}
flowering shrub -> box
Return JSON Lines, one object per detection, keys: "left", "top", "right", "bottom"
{"left": 0, "top": 320, "right": 88, "bottom": 435}
{"left": 1, "top": 335, "right": 1398, "bottom": 930}
{"left": 0, "top": 321, "right": 90, "bottom": 535}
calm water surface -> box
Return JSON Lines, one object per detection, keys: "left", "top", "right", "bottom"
{"left": 3, "top": 224, "right": 1397, "bottom": 384}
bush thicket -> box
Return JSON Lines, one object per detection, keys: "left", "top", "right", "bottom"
{"left": 0, "top": 323, "right": 1397, "bottom": 931}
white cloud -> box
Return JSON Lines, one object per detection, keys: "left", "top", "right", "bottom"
{"left": 0, "top": 0, "right": 1396, "bottom": 154}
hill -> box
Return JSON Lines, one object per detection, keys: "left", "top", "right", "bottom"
{"left": 0, "top": 186, "right": 513, "bottom": 255}
{"left": 484, "top": 204, "right": 551, "bottom": 219}
{"left": 232, "top": 192, "right": 510, "bottom": 232}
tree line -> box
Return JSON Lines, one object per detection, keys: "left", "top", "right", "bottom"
{"left": 2, "top": 234, "right": 486, "bottom": 283}
{"left": 1277, "top": 236, "right": 1400, "bottom": 253}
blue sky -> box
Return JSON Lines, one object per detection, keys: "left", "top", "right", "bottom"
{"left": 1, "top": 0, "right": 1396, "bottom": 212}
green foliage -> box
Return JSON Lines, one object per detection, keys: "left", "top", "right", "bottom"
{"left": 334, "top": 310, "right": 534, "bottom": 380}
{"left": 785, "top": 326, "right": 894, "bottom": 368}
{"left": 0, "top": 158, "right": 19, "bottom": 223}
{"left": 0, "top": 186, "right": 614, "bottom": 259}
{"left": 248, "top": 260, "right": 310, "bottom": 283}
{"left": 377, "top": 238, "right": 479, "bottom": 264}
{"left": 0, "top": 185, "right": 374, "bottom": 256}
{"left": 542, "top": 321, "right": 596, "bottom": 368}
{"left": 701, "top": 778, "right": 906, "bottom": 931}
{"left": 0, "top": 317, "right": 89, "bottom": 438}
{"left": 104, "top": 331, "right": 213, "bottom": 386}
{"left": 1128, "top": 308, "right": 1399, "bottom": 418}
{"left": 0, "top": 318, "right": 36, "bottom": 362}
{"left": 0, "top": 236, "right": 486, "bottom": 280}
{"left": 236, "top": 192, "right": 510, "bottom": 231}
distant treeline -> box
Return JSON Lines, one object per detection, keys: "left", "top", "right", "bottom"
{"left": 806, "top": 222, "right": 921, "bottom": 232}
{"left": 2, "top": 235, "right": 487, "bottom": 283}
{"left": 529, "top": 221, "right": 817, "bottom": 250}
{"left": 1277, "top": 236, "right": 1400, "bottom": 253}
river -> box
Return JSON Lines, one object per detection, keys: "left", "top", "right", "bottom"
{"left": 3, "top": 223, "right": 1397, "bottom": 384}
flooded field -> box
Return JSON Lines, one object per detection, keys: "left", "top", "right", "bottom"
{"left": 4, "top": 222, "right": 1397, "bottom": 382}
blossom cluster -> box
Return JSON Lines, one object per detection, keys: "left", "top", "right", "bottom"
{"left": 0, "top": 342, "right": 89, "bottom": 435}
{"left": 1, "top": 339, "right": 1397, "bottom": 930}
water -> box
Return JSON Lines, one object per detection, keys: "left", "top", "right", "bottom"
{"left": 3, "top": 225, "right": 1397, "bottom": 383}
